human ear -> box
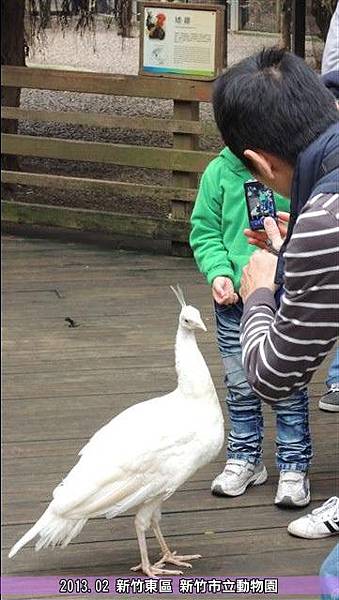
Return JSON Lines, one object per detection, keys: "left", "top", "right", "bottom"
{"left": 244, "top": 149, "right": 274, "bottom": 183}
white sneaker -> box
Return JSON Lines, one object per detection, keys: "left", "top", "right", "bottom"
{"left": 288, "top": 497, "right": 339, "bottom": 539}
{"left": 211, "top": 459, "right": 267, "bottom": 497}
{"left": 275, "top": 471, "right": 310, "bottom": 507}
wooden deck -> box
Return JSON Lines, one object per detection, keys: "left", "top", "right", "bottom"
{"left": 2, "top": 236, "right": 338, "bottom": 598}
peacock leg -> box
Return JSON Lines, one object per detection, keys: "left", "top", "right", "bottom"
{"left": 131, "top": 506, "right": 183, "bottom": 577}
{"left": 151, "top": 508, "right": 201, "bottom": 569}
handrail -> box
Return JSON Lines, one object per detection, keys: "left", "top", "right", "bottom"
{"left": 1, "top": 66, "right": 214, "bottom": 102}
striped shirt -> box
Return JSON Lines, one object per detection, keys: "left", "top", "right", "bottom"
{"left": 241, "top": 192, "right": 339, "bottom": 403}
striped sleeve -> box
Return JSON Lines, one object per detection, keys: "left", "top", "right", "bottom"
{"left": 240, "top": 193, "right": 339, "bottom": 403}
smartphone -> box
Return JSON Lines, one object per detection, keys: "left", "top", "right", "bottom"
{"left": 244, "top": 181, "right": 277, "bottom": 231}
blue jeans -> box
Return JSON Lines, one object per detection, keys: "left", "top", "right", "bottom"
{"left": 215, "top": 301, "right": 313, "bottom": 472}
{"left": 320, "top": 544, "right": 339, "bottom": 600}
{"left": 327, "top": 348, "right": 339, "bottom": 387}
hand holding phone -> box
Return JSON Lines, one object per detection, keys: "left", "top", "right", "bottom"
{"left": 244, "top": 181, "right": 277, "bottom": 231}
{"left": 244, "top": 211, "right": 289, "bottom": 249}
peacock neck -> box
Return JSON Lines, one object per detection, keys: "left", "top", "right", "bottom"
{"left": 175, "top": 324, "right": 214, "bottom": 398}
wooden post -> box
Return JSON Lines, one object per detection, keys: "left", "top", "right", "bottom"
{"left": 280, "top": 0, "right": 292, "bottom": 50}
{"left": 291, "top": 0, "right": 306, "bottom": 58}
{"left": 171, "top": 99, "right": 199, "bottom": 256}
{"left": 223, "top": 5, "right": 228, "bottom": 67}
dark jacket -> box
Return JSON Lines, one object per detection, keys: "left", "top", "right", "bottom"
{"left": 275, "top": 121, "right": 339, "bottom": 286}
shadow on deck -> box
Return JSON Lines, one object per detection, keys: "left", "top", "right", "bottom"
{"left": 2, "top": 236, "right": 338, "bottom": 599}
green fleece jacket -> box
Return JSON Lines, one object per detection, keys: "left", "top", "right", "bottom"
{"left": 190, "top": 148, "right": 290, "bottom": 292}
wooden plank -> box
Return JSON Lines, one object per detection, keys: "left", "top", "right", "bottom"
{"left": 3, "top": 461, "right": 336, "bottom": 503}
{"left": 2, "top": 265, "right": 202, "bottom": 284}
{"left": 2, "top": 496, "right": 334, "bottom": 540}
{"left": 2, "top": 389, "right": 331, "bottom": 423}
{"left": 3, "top": 500, "right": 335, "bottom": 552}
{"left": 172, "top": 100, "right": 199, "bottom": 202}
{"left": 2, "top": 248, "right": 195, "bottom": 270}
{"left": 2, "top": 278, "right": 208, "bottom": 304}
{"left": 1, "top": 171, "right": 197, "bottom": 204}
{"left": 3, "top": 272, "right": 198, "bottom": 289}
{"left": 8, "top": 475, "right": 334, "bottom": 511}
{"left": 2, "top": 106, "right": 206, "bottom": 135}
{"left": 2, "top": 201, "right": 190, "bottom": 242}
{"left": 3, "top": 396, "right": 338, "bottom": 441}
{"left": 2, "top": 133, "right": 215, "bottom": 173}
{"left": 3, "top": 351, "right": 220, "bottom": 375}
{"left": 1, "top": 66, "right": 213, "bottom": 102}
{"left": 3, "top": 429, "right": 333, "bottom": 478}
{"left": 0, "top": 358, "right": 331, "bottom": 397}
{"left": 2, "top": 527, "right": 334, "bottom": 579}
{"left": 3, "top": 439, "right": 335, "bottom": 476}
{"left": 0, "top": 434, "right": 273, "bottom": 462}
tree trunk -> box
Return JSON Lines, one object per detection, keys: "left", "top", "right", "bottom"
{"left": 280, "top": 0, "right": 292, "bottom": 50}
{"left": 276, "top": 0, "right": 282, "bottom": 33}
{"left": 311, "top": 0, "right": 337, "bottom": 41}
{"left": 1, "top": 0, "right": 26, "bottom": 171}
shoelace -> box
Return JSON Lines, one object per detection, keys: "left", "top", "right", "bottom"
{"left": 329, "top": 384, "right": 339, "bottom": 392}
{"left": 310, "top": 496, "right": 339, "bottom": 521}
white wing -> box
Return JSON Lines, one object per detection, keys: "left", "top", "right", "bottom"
{"left": 51, "top": 389, "right": 196, "bottom": 520}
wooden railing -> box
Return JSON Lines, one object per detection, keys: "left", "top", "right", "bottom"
{"left": 1, "top": 65, "right": 219, "bottom": 253}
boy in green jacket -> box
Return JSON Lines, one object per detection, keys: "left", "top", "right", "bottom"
{"left": 190, "top": 147, "right": 312, "bottom": 506}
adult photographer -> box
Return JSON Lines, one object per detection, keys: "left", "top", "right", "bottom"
{"left": 212, "top": 47, "right": 338, "bottom": 598}
{"left": 213, "top": 47, "right": 338, "bottom": 403}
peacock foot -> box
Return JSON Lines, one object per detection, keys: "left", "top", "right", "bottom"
{"left": 154, "top": 550, "right": 202, "bottom": 569}
{"left": 130, "top": 562, "right": 183, "bottom": 577}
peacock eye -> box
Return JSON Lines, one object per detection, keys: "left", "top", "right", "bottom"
{"left": 184, "top": 318, "right": 189, "bottom": 324}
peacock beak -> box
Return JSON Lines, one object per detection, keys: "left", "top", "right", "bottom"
{"left": 198, "top": 320, "right": 207, "bottom": 332}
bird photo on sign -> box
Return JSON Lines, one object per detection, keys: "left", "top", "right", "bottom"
{"left": 145, "top": 10, "right": 166, "bottom": 40}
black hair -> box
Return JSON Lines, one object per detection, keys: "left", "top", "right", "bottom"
{"left": 213, "top": 47, "right": 338, "bottom": 167}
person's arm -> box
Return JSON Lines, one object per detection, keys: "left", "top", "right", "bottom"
{"left": 240, "top": 194, "right": 339, "bottom": 403}
{"left": 321, "top": 3, "right": 339, "bottom": 75}
{"left": 190, "top": 164, "right": 235, "bottom": 286}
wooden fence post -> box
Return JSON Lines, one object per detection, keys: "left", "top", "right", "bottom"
{"left": 171, "top": 99, "right": 200, "bottom": 256}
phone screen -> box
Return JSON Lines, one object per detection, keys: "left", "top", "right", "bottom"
{"left": 244, "top": 181, "right": 277, "bottom": 231}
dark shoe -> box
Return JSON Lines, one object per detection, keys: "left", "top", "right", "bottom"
{"left": 319, "top": 385, "right": 339, "bottom": 412}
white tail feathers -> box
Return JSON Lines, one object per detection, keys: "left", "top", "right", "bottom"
{"left": 8, "top": 506, "right": 87, "bottom": 558}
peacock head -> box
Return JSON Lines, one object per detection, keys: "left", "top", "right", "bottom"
{"left": 170, "top": 285, "right": 207, "bottom": 332}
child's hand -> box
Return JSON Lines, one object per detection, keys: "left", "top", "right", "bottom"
{"left": 212, "top": 277, "right": 239, "bottom": 305}
{"left": 244, "top": 211, "right": 289, "bottom": 250}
